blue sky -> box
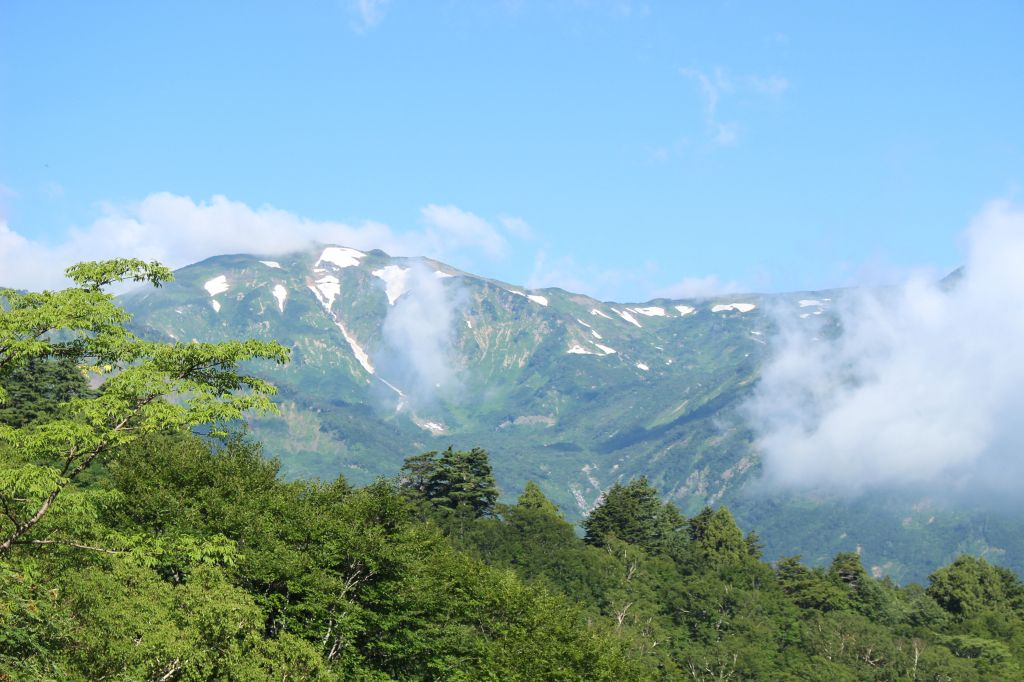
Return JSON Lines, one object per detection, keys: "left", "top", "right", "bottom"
{"left": 2, "top": 1, "right": 1022, "bottom": 299}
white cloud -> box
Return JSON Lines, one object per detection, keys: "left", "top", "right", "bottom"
{"left": 0, "top": 193, "right": 517, "bottom": 290}
{"left": 745, "top": 200, "right": 1024, "bottom": 503}
{"left": 420, "top": 204, "right": 507, "bottom": 258}
{"left": 499, "top": 215, "right": 534, "bottom": 240}
{"left": 654, "top": 274, "right": 740, "bottom": 299}
{"left": 350, "top": 0, "right": 390, "bottom": 29}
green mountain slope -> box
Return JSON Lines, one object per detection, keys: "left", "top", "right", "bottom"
{"left": 119, "top": 246, "right": 1021, "bottom": 582}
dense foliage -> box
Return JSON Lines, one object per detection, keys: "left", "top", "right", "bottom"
{"left": 3, "top": 262, "right": 1023, "bottom": 679}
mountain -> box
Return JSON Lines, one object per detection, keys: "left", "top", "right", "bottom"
{"left": 119, "top": 245, "right": 1023, "bottom": 582}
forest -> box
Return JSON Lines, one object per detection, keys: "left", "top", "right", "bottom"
{"left": 2, "top": 261, "right": 1023, "bottom": 681}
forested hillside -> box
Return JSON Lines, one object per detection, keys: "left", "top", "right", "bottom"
{"left": 3, "top": 407, "right": 1023, "bottom": 679}
{"left": 3, "top": 262, "right": 1023, "bottom": 680}
{"left": 117, "top": 246, "right": 1024, "bottom": 583}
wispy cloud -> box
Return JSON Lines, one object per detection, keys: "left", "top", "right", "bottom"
{"left": 681, "top": 67, "right": 789, "bottom": 146}
{"left": 681, "top": 67, "right": 738, "bottom": 145}
{"left": 499, "top": 215, "right": 534, "bottom": 240}
{"left": 653, "top": 274, "right": 740, "bottom": 299}
{"left": 0, "top": 193, "right": 527, "bottom": 290}
{"left": 745, "top": 199, "right": 1024, "bottom": 505}
{"left": 349, "top": 0, "right": 390, "bottom": 30}
{"left": 747, "top": 74, "right": 789, "bottom": 95}
{"left": 379, "top": 262, "right": 463, "bottom": 406}
{"left": 526, "top": 250, "right": 659, "bottom": 301}
{"left": 420, "top": 204, "right": 507, "bottom": 258}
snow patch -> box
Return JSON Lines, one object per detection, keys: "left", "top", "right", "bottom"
{"left": 632, "top": 306, "right": 666, "bottom": 317}
{"left": 210, "top": 300, "right": 221, "bottom": 313}
{"left": 335, "top": 321, "right": 374, "bottom": 374}
{"left": 317, "top": 246, "right": 365, "bottom": 269}
{"left": 711, "top": 303, "right": 757, "bottom": 313}
{"left": 636, "top": 362, "right": 650, "bottom": 371}
{"left": 465, "top": 319, "right": 472, "bottom": 329}
{"left": 568, "top": 344, "right": 596, "bottom": 355}
{"left": 674, "top": 305, "right": 696, "bottom": 316}
{"left": 595, "top": 344, "right": 617, "bottom": 355}
{"left": 570, "top": 486, "right": 588, "bottom": 511}
{"left": 798, "top": 299, "right": 825, "bottom": 308}
{"left": 434, "top": 270, "right": 453, "bottom": 279}
{"left": 590, "top": 329, "right": 603, "bottom": 340}
{"left": 259, "top": 260, "right": 282, "bottom": 269}
{"left": 309, "top": 275, "right": 341, "bottom": 309}
{"left": 613, "top": 308, "right": 643, "bottom": 328}
{"left": 372, "top": 265, "right": 410, "bottom": 305}
{"left": 415, "top": 419, "right": 446, "bottom": 435}
{"left": 527, "top": 294, "right": 549, "bottom": 306}
{"left": 590, "top": 308, "right": 613, "bottom": 320}
{"left": 203, "top": 275, "right": 229, "bottom": 297}
{"left": 272, "top": 284, "right": 287, "bottom": 312}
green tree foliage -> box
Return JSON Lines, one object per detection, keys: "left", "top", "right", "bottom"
{"left": 1, "top": 432, "right": 644, "bottom": 680}
{"left": 399, "top": 446, "right": 498, "bottom": 518}
{"left": 0, "top": 357, "right": 91, "bottom": 428}
{"left": 582, "top": 476, "right": 684, "bottom": 551}
{"left": 0, "top": 259, "right": 289, "bottom": 556}
{"left": 688, "top": 505, "right": 749, "bottom": 561}
{"left": 927, "top": 555, "right": 1024, "bottom": 619}
{"left": 517, "top": 480, "right": 560, "bottom": 515}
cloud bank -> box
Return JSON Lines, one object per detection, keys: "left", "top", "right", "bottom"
{"left": 0, "top": 193, "right": 520, "bottom": 290}
{"left": 746, "top": 200, "right": 1024, "bottom": 503}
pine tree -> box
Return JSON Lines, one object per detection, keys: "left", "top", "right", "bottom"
{"left": 399, "top": 447, "right": 499, "bottom": 517}
{"left": 583, "top": 477, "right": 683, "bottom": 550}
{"left": 688, "top": 506, "right": 747, "bottom": 560}
{"left": 517, "top": 481, "right": 560, "bottom": 516}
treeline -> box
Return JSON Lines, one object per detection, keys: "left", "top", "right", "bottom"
{"left": 3, "top": 262, "right": 1023, "bottom": 680}
{"left": 1, "top": 369, "right": 1023, "bottom": 679}
{"left": 3, "top": 431, "right": 1023, "bottom": 681}
{"left": 398, "top": 446, "right": 1024, "bottom": 680}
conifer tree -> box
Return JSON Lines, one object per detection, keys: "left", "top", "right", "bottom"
{"left": 583, "top": 476, "right": 683, "bottom": 550}
{"left": 517, "top": 480, "right": 560, "bottom": 516}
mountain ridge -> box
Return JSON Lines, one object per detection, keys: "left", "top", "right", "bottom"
{"left": 117, "top": 244, "right": 1020, "bottom": 583}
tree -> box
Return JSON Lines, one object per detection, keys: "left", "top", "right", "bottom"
{"left": 399, "top": 446, "right": 498, "bottom": 517}
{"left": 0, "top": 259, "right": 289, "bottom": 555}
{"left": 583, "top": 476, "right": 684, "bottom": 550}
{"left": 517, "top": 480, "right": 560, "bottom": 516}
{"left": 687, "top": 506, "right": 747, "bottom": 561}
{"left": 0, "top": 356, "right": 92, "bottom": 428}
{"left": 927, "top": 555, "right": 1024, "bottom": 619}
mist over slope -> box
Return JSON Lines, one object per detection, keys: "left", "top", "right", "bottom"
{"left": 748, "top": 201, "right": 1024, "bottom": 503}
